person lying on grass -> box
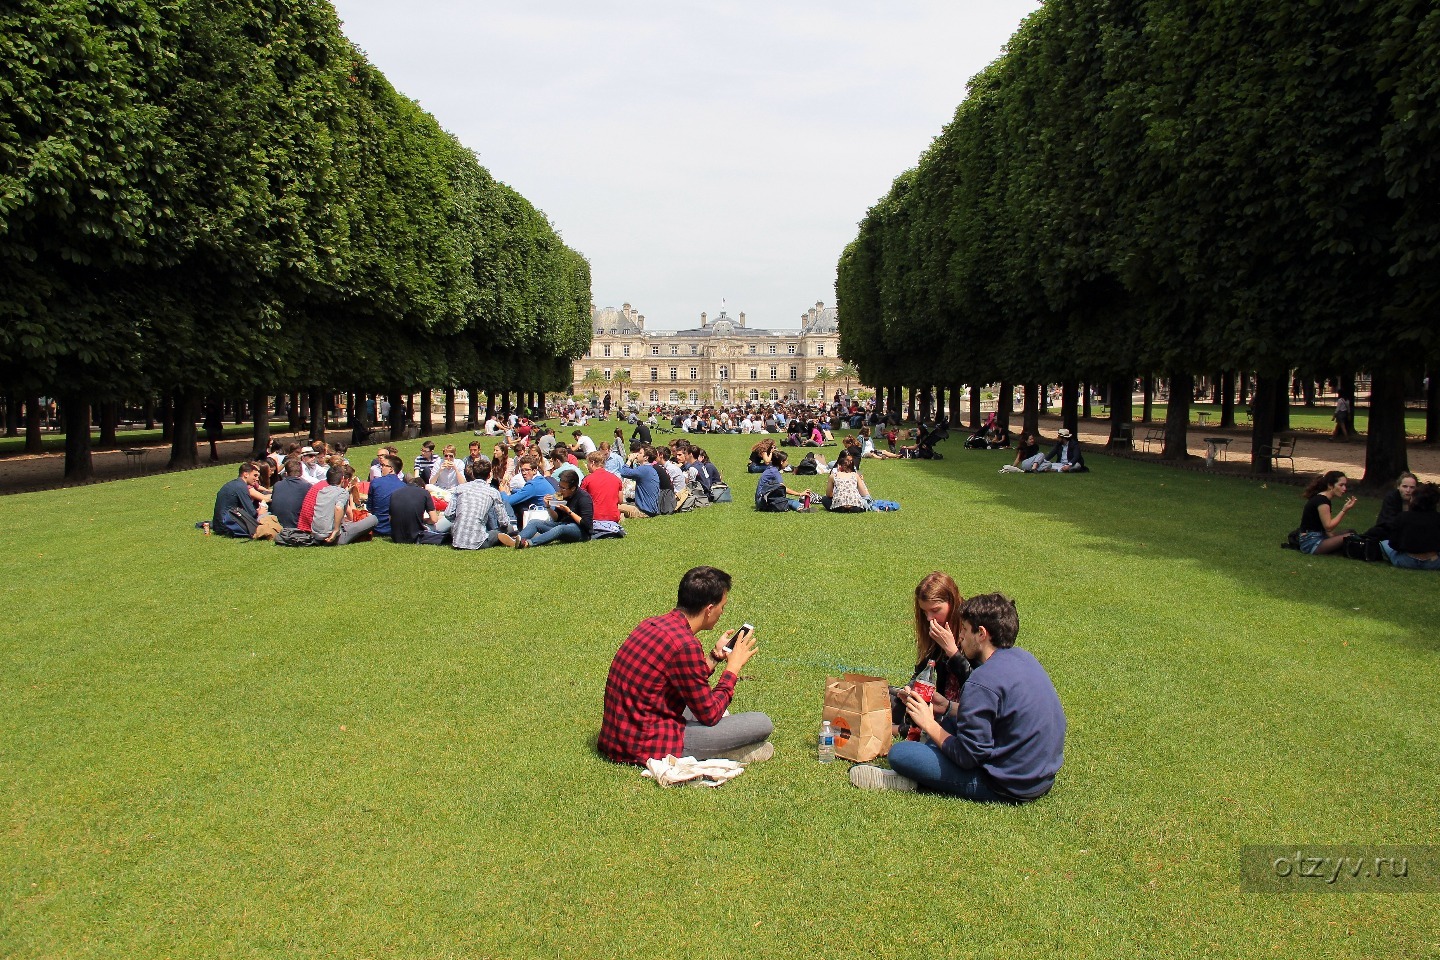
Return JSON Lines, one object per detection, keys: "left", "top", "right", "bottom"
{"left": 852, "top": 592, "right": 1066, "bottom": 803}
{"left": 598, "top": 566, "right": 774, "bottom": 766}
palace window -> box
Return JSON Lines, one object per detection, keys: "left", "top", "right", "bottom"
{"left": 750, "top": 389, "right": 760, "bottom": 401}
{"left": 719, "top": 366, "right": 729, "bottom": 381}
{"left": 690, "top": 367, "right": 698, "bottom": 380}
{"left": 652, "top": 345, "right": 660, "bottom": 356}
{"left": 769, "top": 389, "right": 779, "bottom": 400}
{"left": 603, "top": 344, "right": 611, "bottom": 357}
{"left": 770, "top": 365, "right": 778, "bottom": 381}
{"left": 789, "top": 365, "right": 798, "bottom": 381}
{"left": 670, "top": 345, "right": 678, "bottom": 355}
{"left": 817, "top": 344, "right": 825, "bottom": 356}
{"left": 650, "top": 367, "right": 658, "bottom": 381}
{"left": 750, "top": 368, "right": 758, "bottom": 380}
{"left": 768, "top": 344, "right": 776, "bottom": 355}
{"left": 669, "top": 390, "right": 679, "bottom": 402}
{"left": 748, "top": 344, "right": 756, "bottom": 354}
{"left": 787, "top": 344, "right": 795, "bottom": 355}
{"left": 669, "top": 367, "right": 678, "bottom": 381}
{"left": 622, "top": 345, "right": 630, "bottom": 357}
{"left": 691, "top": 344, "right": 698, "bottom": 355}
{"left": 689, "top": 389, "right": 698, "bottom": 403}
{"left": 650, "top": 390, "right": 659, "bottom": 402}
{"left": 604, "top": 369, "right": 612, "bottom": 380}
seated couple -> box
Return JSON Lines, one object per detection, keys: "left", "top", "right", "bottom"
{"left": 1000, "top": 428, "right": 1087, "bottom": 473}
{"left": 598, "top": 567, "right": 774, "bottom": 766}
{"left": 851, "top": 572, "right": 1066, "bottom": 803}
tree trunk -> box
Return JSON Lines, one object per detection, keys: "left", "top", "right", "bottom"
{"left": 1107, "top": 377, "right": 1132, "bottom": 445}
{"left": 98, "top": 400, "right": 119, "bottom": 448}
{"left": 1022, "top": 382, "right": 1040, "bottom": 435}
{"left": 445, "top": 387, "right": 457, "bottom": 433}
{"left": 917, "top": 385, "right": 932, "bottom": 424}
{"left": 61, "top": 395, "right": 93, "bottom": 481}
{"left": 1162, "top": 371, "right": 1191, "bottom": 460}
{"left": 1362, "top": 366, "right": 1409, "bottom": 486}
{"left": 1141, "top": 375, "right": 1154, "bottom": 423}
{"left": 485, "top": 389, "right": 496, "bottom": 422}
{"left": 143, "top": 397, "right": 155, "bottom": 430}
{"left": 1237, "top": 374, "right": 1249, "bottom": 407}
{"left": 888, "top": 383, "right": 902, "bottom": 420}
{"left": 1302, "top": 376, "right": 1317, "bottom": 408}
{"left": 308, "top": 389, "right": 325, "bottom": 442}
{"left": 1249, "top": 374, "right": 1278, "bottom": 474}
{"left": 1270, "top": 384, "right": 1289, "bottom": 431}
{"left": 388, "top": 390, "right": 405, "bottom": 440}
{"left": 168, "top": 389, "right": 200, "bottom": 470}
{"left": 421, "top": 387, "right": 434, "bottom": 436}
{"left": 1426, "top": 367, "right": 1439, "bottom": 444}
{"left": 1061, "top": 380, "right": 1079, "bottom": 433}
{"left": 997, "top": 382, "right": 1013, "bottom": 430}
{"left": 3, "top": 395, "right": 17, "bottom": 437}
{"left": 1081, "top": 381, "right": 1092, "bottom": 419}
{"left": 24, "top": 395, "right": 44, "bottom": 453}
{"left": 968, "top": 384, "right": 982, "bottom": 430}
{"left": 1220, "top": 370, "right": 1236, "bottom": 428}
{"left": 160, "top": 392, "right": 174, "bottom": 442}
{"left": 252, "top": 389, "right": 271, "bottom": 458}
{"left": 466, "top": 385, "right": 480, "bottom": 428}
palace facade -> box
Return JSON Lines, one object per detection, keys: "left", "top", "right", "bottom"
{"left": 573, "top": 301, "right": 844, "bottom": 407}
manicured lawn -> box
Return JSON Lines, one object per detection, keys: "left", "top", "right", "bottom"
{"left": 3, "top": 423, "right": 1437, "bottom": 958}
{"left": 1103, "top": 403, "right": 1430, "bottom": 436}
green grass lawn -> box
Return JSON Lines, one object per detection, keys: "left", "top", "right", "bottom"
{"left": 1101, "top": 402, "right": 1430, "bottom": 436}
{"left": 3, "top": 422, "right": 1438, "bottom": 959}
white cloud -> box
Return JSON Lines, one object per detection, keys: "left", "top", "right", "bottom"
{"left": 332, "top": 0, "right": 1041, "bottom": 329}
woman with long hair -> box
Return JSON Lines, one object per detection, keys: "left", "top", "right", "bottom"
{"left": 890, "top": 572, "right": 970, "bottom": 734}
{"left": 824, "top": 451, "right": 871, "bottom": 512}
{"left": 490, "top": 442, "right": 512, "bottom": 492}
{"left": 748, "top": 437, "right": 776, "bottom": 473}
{"left": 1363, "top": 472, "right": 1418, "bottom": 542}
{"left": 1298, "top": 470, "right": 1358, "bottom": 555}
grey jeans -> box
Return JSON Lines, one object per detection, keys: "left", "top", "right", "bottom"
{"left": 681, "top": 710, "right": 774, "bottom": 759}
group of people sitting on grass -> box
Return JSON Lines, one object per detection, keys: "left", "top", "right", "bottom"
{"left": 210, "top": 429, "right": 731, "bottom": 549}
{"left": 1293, "top": 469, "right": 1440, "bottom": 570}
{"left": 597, "top": 566, "right": 1067, "bottom": 803}
{"left": 998, "top": 428, "right": 1088, "bottom": 473}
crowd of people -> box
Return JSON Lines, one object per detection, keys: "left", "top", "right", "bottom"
{"left": 597, "top": 566, "right": 1068, "bottom": 803}
{"left": 209, "top": 423, "right": 735, "bottom": 549}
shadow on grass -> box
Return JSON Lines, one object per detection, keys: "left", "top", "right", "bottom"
{"left": 902, "top": 441, "right": 1440, "bottom": 651}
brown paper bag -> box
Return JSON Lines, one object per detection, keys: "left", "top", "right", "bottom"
{"left": 822, "top": 673, "right": 893, "bottom": 762}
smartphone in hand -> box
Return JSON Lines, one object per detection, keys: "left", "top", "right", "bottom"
{"left": 725, "top": 623, "right": 754, "bottom": 653}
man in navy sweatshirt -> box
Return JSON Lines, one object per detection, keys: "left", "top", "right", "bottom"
{"left": 850, "top": 592, "right": 1066, "bottom": 802}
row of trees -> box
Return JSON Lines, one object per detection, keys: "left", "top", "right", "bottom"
{"left": 836, "top": 0, "right": 1438, "bottom": 481}
{"left": 1, "top": 0, "right": 590, "bottom": 479}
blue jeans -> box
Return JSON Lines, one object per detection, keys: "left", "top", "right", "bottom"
{"left": 886, "top": 740, "right": 1020, "bottom": 803}
{"left": 519, "top": 518, "right": 583, "bottom": 546}
{"left": 1380, "top": 540, "right": 1440, "bottom": 570}
{"left": 1020, "top": 452, "right": 1047, "bottom": 472}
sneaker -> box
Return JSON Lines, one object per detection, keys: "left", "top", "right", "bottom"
{"left": 714, "top": 741, "right": 775, "bottom": 764}
{"left": 849, "top": 764, "right": 917, "bottom": 792}
{"left": 495, "top": 532, "right": 516, "bottom": 548}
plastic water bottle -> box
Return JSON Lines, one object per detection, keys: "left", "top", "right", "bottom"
{"left": 818, "top": 720, "right": 835, "bottom": 763}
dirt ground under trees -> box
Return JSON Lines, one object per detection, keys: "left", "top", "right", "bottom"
{"left": 2, "top": 414, "right": 1436, "bottom": 498}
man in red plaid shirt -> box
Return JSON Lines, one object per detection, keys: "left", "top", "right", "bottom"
{"left": 599, "top": 566, "right": 774, "bottom": 765}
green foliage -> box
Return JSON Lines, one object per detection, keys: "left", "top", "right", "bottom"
{"left": 0, "top": 0, "right": 590, "bottom": 407}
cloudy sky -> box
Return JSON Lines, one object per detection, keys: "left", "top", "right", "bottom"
{"left": 330, "top": 1, "right": 1041, "bottom": 331}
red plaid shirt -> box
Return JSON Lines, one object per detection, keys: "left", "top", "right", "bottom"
{"left": 598, "top": 609, "right": 737, "bottom": 764}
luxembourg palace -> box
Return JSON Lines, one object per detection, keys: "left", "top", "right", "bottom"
{"left": 573, "top": 301, "right": 844, "bottom": 407}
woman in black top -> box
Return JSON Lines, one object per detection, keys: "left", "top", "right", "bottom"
{"left": 1297, "top": 470, "right": 1358, "bottom": 555}
{"left": 1362, "top": 472, "right": 1417, "bottom": 541}
{"left": 890, "top": 572, "right": 972, "bottom": 734}
{"left": 1381, "top": 482, "right": 1440, "bottom": 570}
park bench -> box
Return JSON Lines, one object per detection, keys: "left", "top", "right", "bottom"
{"left": 1106, "top": 422, "right": 1134, "bottom": 450}
{"left": 1141, "top": 426, "right": 1165, "bottom": 452}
